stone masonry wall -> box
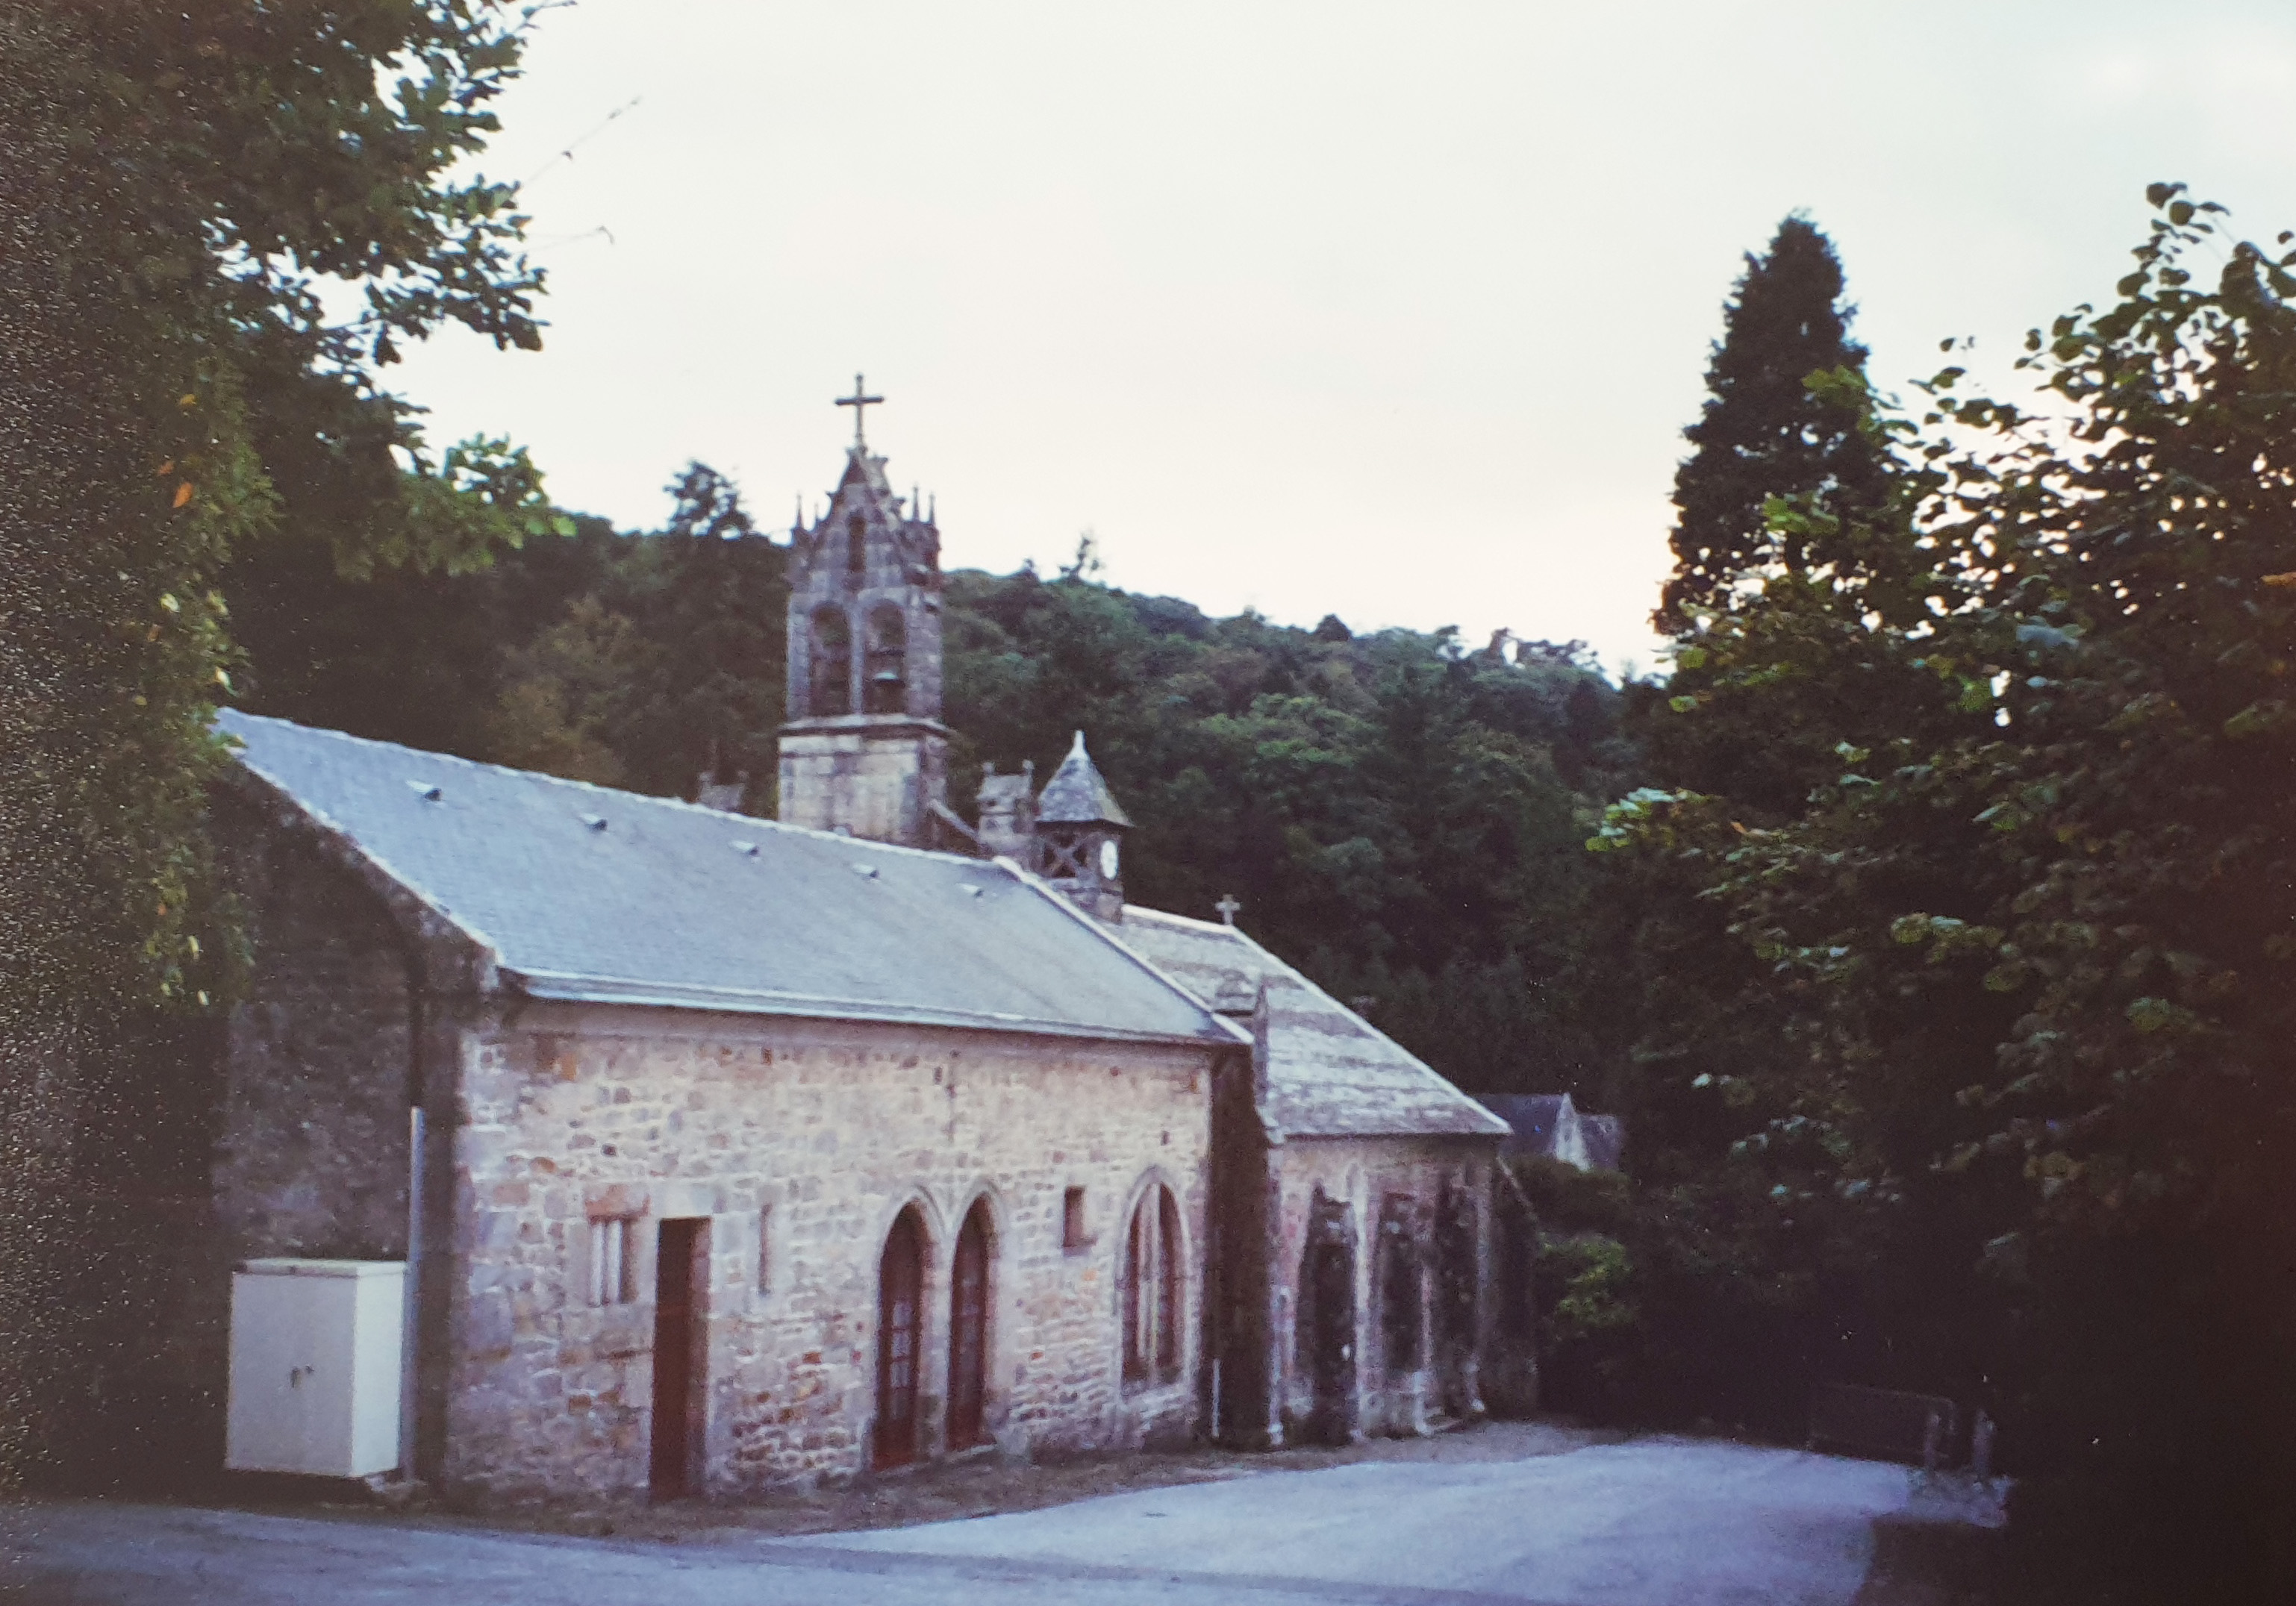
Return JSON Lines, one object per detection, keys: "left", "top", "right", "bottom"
{"left": 776, "top": 719, "right": 949, "bottom": 846}
{"left": 439, "top": 1003, "right": 1216, "bottom": 1502}
{"left": 100, "top": 795, "right": 424, "bottom": 1490}
{"left": 1268, "top": 1136, "right": 1497, "bottom": 1442}
{"left": 214, "top": 799, "right": 415, "bottom": 1262}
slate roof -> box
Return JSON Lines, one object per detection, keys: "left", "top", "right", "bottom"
{"left": 219, "top": 711, "right": 1238, "bottom": 1048}
{"left": 1035, "top": 732, "right": 1133, "bottom": 828}
{"left": 1483, "top": 1094, "right": 1570, "bottom": 1160}
{"left": 1482, "top": 1093, "right": 1628, "bottom": 1172}
{"left": 1114, "top": 907, "right": 1508, "bottom": 1140}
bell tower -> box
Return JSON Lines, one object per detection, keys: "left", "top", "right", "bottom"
{"left": 778, "top": 375, "right": 952, "bottom": 846}
{"left": 1034, "top": 731, "right": 1132, "bottom": 922}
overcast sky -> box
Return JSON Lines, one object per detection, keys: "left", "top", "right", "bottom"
{"left": 390, "top": 1, "right": 2296, "bottom": 673}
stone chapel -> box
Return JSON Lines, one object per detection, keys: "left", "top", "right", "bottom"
{"left": 144, "top": 399, "right": 1529, "bottom": 1503}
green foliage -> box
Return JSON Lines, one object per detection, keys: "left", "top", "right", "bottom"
{"left": 4, "top": 0, "right": 552, "bottom": 1017}
{"left": 234, "top": 463, "right": 787, "bottom": 806}
{"left": 233, "top": 501, "right": 1643, "bottom": 1101}
{"left": 228, "top": 507, "right": 619, "bottom": 759}
{"left": 939, "top": 579, "right": 1640, "bottom": 1094}
{"left": 593, "top": 465, "right": 788, "bottom": 803}
{"left": 1511, "top": 1149, "right": 1886, "bottom": 1434}
{"left": 484, "top": 597, "right": 647, "bottom": 786}
{"left": 1659, "top": 215, "right": 1894, "bottom": 634}
{"left": 0, "top": 0, "right": 552, "bottom": 1490}
{"left": 1538, "top": 1234, "right": 1638, "bottom": 1378}
{"left": 352, "top": 437, "right": 571, "bottom": 581}
{"left": 1510, "top": 1154, "right": 1635, "bottom": 1233}
{"left": 1606, "top": 189, "right": 2296, "bottom": 1599}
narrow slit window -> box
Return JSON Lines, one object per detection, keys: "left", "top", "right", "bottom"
{"left": 589, "top": 1216, "right": 637, "bottom": 1307}
{"left": 1063, "top": 1187, "right": 1088, "bottom": 1251}
{"left": 757, "top": 1205, "right": 773, "bottom": 1296}
{"left": 1380, "top": 1211, "right": 1420, "bottom": 1377}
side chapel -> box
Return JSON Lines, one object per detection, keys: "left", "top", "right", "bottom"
{"left": 152, "top": 388, "right": 1529, "bottom": 1502}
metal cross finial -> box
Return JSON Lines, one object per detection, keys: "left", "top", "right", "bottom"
{"left": 835, "top": 372, "right": 883, "bottom": 446}
{"left": 1215, "top": 893, "right": 1241, "bottom": 927}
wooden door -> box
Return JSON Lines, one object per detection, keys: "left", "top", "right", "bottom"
{"left": 948, "top": 1203, "right": 990, "bottom": 1449}
{"left": 650, "top": 1217, "right": 709, "bottom": 1497}
{"left": 874, "top": 1209, "right": 925, "bottom": 1469}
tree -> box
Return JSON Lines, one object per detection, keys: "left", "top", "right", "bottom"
{"left": 0, "top": 0, "right": 554, "bottom": 1487}
{"left": 935, "top": 569, "right": 1640, "bottom": 1097}
{"left": 227, "top": 510, "right": 621, "bottom": 760}
{"left": 5, "top": 0, "right": 555, "bottom": 1006}
{"left": 1570, "top": 222, "right": 1927, "bottom": 1391}
{"left": 484, "top": 596, "right": 649, "bottom": 786}
{"left": 1658, "top": 216, "right": 1892, "bottom": 634}
{"left": 597, "top": 463, "right": 787, "bottom": 804}
{"left": 1601, "top": 187, "right": 2296, "bottom": 1602}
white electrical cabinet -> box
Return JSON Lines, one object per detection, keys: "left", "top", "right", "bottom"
{"left": 226, "top": 1258, "right": 405, "bottom": 1478}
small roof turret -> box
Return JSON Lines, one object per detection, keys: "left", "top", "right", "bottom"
{"left": 1035, "top": 731, "right": 1132, "bottom": 828}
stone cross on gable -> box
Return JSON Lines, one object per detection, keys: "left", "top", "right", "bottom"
{"left": 1215, "top": 893, "right": 1241, "bottom": 927}
{"left": 836, "top": 372, "right": 883, "bottom": 446}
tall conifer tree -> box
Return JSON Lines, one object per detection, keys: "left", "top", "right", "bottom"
{"left": 1659, "top": 215, "right": 1890, "bottom": 630}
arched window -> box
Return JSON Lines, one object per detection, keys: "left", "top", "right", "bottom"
{"left": 873, "top": 1206, "right": 926, "bottom": 1469}
{"left": 1296, "top": 1205, "right": 1358, "bottom": 1445}
{"left": 1434, "top": 1178, "right": 1477, "bottom": 1373}
{"left": 846, "top": 513, "right": 868, "bottom": 576}
{"left": 1123, "top": 1183, "right": 1183, "bottom": 1384}
{"left": 864, "top": 603, "right": 907, "bottom": 715}
{"left": 1379, "top": 1204, "right": 1421, "bottom": 1378}
{"left": 948, "top": 1199, "right": 992, "bottom": 1449}
{"left": 808, "top": 605, "right": 851, "bottom": 718}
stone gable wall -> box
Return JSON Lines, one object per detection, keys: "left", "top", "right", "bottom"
{"left": 97, "top": 793, "right": 428, "bottom": 1489}
{"left": 440, "top": 1004, "right": 1216, "bottom": 1501}
{"left": 1267, "top": 1136, "right": 1499, "bottom": 1443}
{"left": 213, "top": 795, "right": 415, "bottom": 1263}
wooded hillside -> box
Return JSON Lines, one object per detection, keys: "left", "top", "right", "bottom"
{"left": 223, "top": 496, "right": 1646, "bottom": 1105}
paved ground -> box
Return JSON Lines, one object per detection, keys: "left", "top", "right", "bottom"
{"left": 0, "top": 1434, "right": 2002, "bottom": 1606}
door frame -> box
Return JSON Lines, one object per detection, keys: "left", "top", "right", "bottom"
{"left": 649, "top": 1216, "right": 710, "bottom": 1499}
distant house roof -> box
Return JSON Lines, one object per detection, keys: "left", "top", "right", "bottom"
{"left": 1115, "top": 907, "right": 1508, "bottom": 1141}
{"left": 1482, "top": 1093, "right": 1626, "bottom": 1172}
{"left": 1035, "top": 731, "right": 1133, "bottom": 828}
{"left": 219, "top": 710, "right": 1238, "bottom": 1049}
{"left": 1483, "top": 1094, "right": 1571, "bottom": 1157}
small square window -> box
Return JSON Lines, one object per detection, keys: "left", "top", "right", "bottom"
{"left": 587, "top": 1216, "right": 637, "bottom": 1306}
{"left": 1063, "top": 1187, "right": 1088, "bottom": 1251}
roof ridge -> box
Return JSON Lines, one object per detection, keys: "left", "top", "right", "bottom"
{"left": 1117, "top": 904, "right": 1238, "bottom": 934}
{"left": 216, "top": 710, "right": 994, "bottom": 868}
{"left": 1001, "top": 875, "right": 1252, "bottom": 1049}
{"left": 1126, "top": 902, "right": 1508, "bottom": 1133}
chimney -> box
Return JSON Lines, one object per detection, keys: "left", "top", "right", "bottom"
{"left": 976, "top": 760, "right": 1038, "bottom": 868}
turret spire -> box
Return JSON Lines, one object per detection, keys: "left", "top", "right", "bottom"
{"left": 1034, "top": 731, "right": 1131, "bottom": 921}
